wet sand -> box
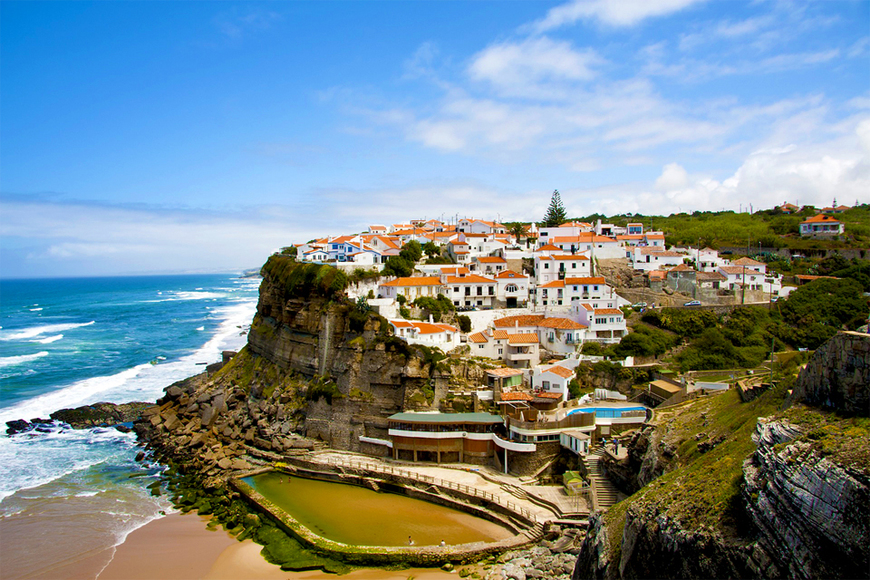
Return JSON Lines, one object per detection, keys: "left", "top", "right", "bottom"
{"left": 100, "top": 512, "right": 458, "bottom": 580}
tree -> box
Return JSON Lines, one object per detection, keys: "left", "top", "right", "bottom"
{"left": 422, "top": 241, "right": 440, "bottom": 258}
{"left": 542, "top": 190, "right": 567, "bottom": 227}
{"left": 382, "top": 256, "right": 413, "bottom": 278}
{"left": 399, "top": 240, "right": 423, "bottom": 263}
{"left": 509, "top": 223, "right": 526, "bottom": 244}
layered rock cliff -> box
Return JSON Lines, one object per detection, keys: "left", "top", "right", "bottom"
{"left": 574, "top": 331, "right": 870, "bottom": 580}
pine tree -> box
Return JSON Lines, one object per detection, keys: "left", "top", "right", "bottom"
{"left": 542, "top": 189, "right": 567, "bottom": 227}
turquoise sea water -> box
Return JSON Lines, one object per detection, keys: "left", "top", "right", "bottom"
{"left": 0, "top": 273, "right": 259, "bottom": 577}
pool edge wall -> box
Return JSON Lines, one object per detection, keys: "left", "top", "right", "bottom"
{"left": 230, "top": 471, "right": 535, "bottom": 567}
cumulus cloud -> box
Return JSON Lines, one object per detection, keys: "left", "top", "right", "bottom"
{"left": 529, "top": 0, "right": 706, "bottom": 32}
{"left": 468, "top": 37, "right": 603, "bottom": 98}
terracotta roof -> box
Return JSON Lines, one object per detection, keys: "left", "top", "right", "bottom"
{"left": 446, "top": 274, "right": 495, "bottom": 285}
{"left": 696, "top": 271, "right": 727, "bottom": 281}
{"left": 495, "top": 270, "right": 527, "bottom": 279}
{"left": 719, "top": 266, "right": 756, "bottom": 275}
{"left": 500, "top": 392, "right": 534, "bottom": 401}
{"left": 468, "top": 332, "right": 489, "bottom": 344}
{"left": 492, "top": 330, "right": 509, "bottom": 340}
{"left": 539, "top": 318, "right": 586, "bottom": 330}
{"left": 379, "top": 276, "right": 442, "bottom": 287}
{"left": 559, "top": 221, "right": 592, "bottom": 227}
{"left": 535, "top": 392, "right": 563, "bottom": 399}
{"left": 616, "top": 234, "right": 644, "bottom": 241}
{"left": 648, "top": 270, "right": 667, "bottom": 280}
{"left": 551, "top": 254, "right": 590, "bottom": 261}
{"left": 796, "top": 274, "right": 836, "bottom": 281}
{"left": 732, "top": 257, "right": 765, "bottom": 267}
{"left": 493, "top": 314, "right": 545, "bottom": 328}
{"left": 393, "top": 320, "right": 456, "bottom": 334}
{"left": 802, "top": 214, "right": 841, "bottom": 224}
{"left": 563, "top": 276, "right": 606, "bottom": 285}
{"left": 487, "top": 367, "right": 524, "bottom": 377}
{"left": 535, "top": 244, "right": 562, "bottom": 252}
{"left": 594, "top": 308, "right": 623, "bottom": 316}
{"left": 580, "top": 303, "right": 594, "bottom": 311}
{"left": 544, "top": 365, "right": 574, "bottom": 378}
{"left": 539, "top": 280, "right": 565, "bottom": 288}
{"left": 551, "top": 235, "right": 614, "bottom": 244}
{"left": 669, "top": 264, "right": 695, "bottom": 272}
{"left": 476, "top": 256, "right": 506, "bottom": 263}
{"left": 509, "top": 333, "right": 539, "bottom": 344}
{"left": 440, "top": 266, "right": 470, "bottom": 275}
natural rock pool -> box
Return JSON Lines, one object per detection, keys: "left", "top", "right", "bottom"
{"left": 243, "top": 471, "right": 514, "bottom": 547}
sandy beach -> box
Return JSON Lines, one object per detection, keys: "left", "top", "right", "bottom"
{"left": 96, "top": 512, "right": 458, "bottom": 580}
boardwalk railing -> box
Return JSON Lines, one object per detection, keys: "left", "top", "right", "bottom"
{"left": 309, "top": 456, "right": 539, "bottom": 523}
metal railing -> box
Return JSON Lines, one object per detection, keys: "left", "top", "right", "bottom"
{"left": 309, "top": 456, "right": 538, "bottom": 523}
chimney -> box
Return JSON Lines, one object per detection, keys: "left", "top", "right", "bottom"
{"left": 429, "top": 314, "right": 434, "bottom": 323}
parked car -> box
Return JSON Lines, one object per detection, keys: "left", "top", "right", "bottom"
{"left": 684, "top": 300, "right": 702, "bottom": 306}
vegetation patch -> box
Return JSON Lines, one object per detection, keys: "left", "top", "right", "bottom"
{"left": 781, "top": 406, "right": 870, "bottom": 474}
{"left": 262, "top": 256, "right": 348, "bottom": 301}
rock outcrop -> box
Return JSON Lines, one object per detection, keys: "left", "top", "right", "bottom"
{"left": 742, "top": 418, "right": 870, "bottom": 579}
{"left": 787, "top": 330, "right": 870, "bottom": 415}
{"left": 574, "top": 331, "right": 870, "bottom": 580}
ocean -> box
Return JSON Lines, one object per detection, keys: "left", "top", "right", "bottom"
{"left": 0, "top": 273, "right": 259, "bottom": 578}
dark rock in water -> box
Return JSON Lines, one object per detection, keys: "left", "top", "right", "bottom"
{"left": 49, "top": 402, "right": 155, "bottom": 429}
{"left": 6, "top": 419, "right": 31, "bottom": 435}
{"left": 115, "top": 424, "right": 132, "bottom": 433}
{"left": 135, "top": 451, "right": 146, "bottom": 462}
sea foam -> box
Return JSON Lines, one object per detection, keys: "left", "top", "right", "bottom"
{"left": 0, "top": 321, "right": 94, "bottom": 341}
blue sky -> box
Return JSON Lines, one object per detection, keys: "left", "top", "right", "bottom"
{"left": 1, "top": 0, "right": 868, "bottom": 277}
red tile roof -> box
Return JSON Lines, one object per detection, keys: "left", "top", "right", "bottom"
{"left": 501, "top": 392, "right": 534, "bottom": 401}
{"left": 802, "top": 214, "right": 841, "bottom": 224}
{"left": 495, "top": 270, "right": 527, "bottom": 279}
{"left": 380, "top": 276, "right": 442, "bottom": 287}
{"left": 487, "top": 367, "right": 524, "bottom": 377}
{"left": 509, "top": 333, "right": 539, "bottom": 344}
{"left": 594, "top": 308, "right": 623, "bottom": 316}
{"left": 544, "top": 365, "right": 574, "bottom": 378}
{"left": 563, "top": 276, "right": 606, "bottom": 285}
{"left": 493, "top": 314, "right": 545, "bottom": 328}
{"left": 468, "top": 332, "right": 489, "bottom": 343}
{"left": 539, "top": 318, "right": 587, "bottom": 330}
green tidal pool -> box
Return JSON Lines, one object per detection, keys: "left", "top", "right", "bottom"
{"left": 243, "top": 471, "right": 514, "bottom": 547}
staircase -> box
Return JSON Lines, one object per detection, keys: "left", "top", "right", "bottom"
{"left": 584, "top": 448, "right": 620, "bottom": 510}
{"left": 521, "top": 521, "right": 545, "bottom": 542}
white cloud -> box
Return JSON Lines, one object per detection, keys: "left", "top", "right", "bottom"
{"left": 468, "top": 37, "right": 603, "bottom": 98}
{"left": 655, "top": 162, "right": 689, "bottom": 191}
{"left": 529, "top": 0, "right": 706, "bottom": 32}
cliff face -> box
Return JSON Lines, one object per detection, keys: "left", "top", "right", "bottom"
{"left": 574, "top": 331, "right": 870, "bottom": 580}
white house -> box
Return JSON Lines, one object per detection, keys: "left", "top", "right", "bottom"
{"left": 531, "top": 360, "right": 580, "bottom": 402}
{"left": 696, "top": 247, "right": 729, "bottom": 271}
{"left": 378, "top": 276, "right": 444, "bottom": 301}
{"left": 442, "top": 273, "right": 497, "bottom": 308}
{"left": 471, "top": 256, "right": 508, "bottom": 276}
{"left": 467, "top": 328, "right": 540, "bottom": 368}
{"left": 457, "top": 219, "right": 506, "bottom": 235}
{"left": 631, "top": 247, "right": 687, "bottom": 271}
{"left": 495, "top": 270, "right": 530, "bottom": 308}
{"left": 573, "top": 305, "right": 626, "bottom": 343}
{"left": 800, "top": 214, "right": 844, "bottom": 237}
{"left": 535, "top": 254, "right": 592, "bottom": 285}
{"left": 389, "top": 320, "right": 460, "bottom": 350}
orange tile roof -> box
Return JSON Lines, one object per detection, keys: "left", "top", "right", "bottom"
{"left": 476, "top": 256, "right": 506, "bottom": 263}
{"left": 500, "top": 392, "right": 534, "bottom": 401}
{"left": 390, "top": 320, "right": 414, "bottom": 328}
{"left": 440, "top": 266, "right": 470, "bottom": 275}
{"left": 669, "top": 264, "right": 695, "bottom": 272}
{"left": 539, "top": 280, "right": 564, "bottom": 288}
{"left": 580, "top": 303, "right": 594, "bottom": 311}
{"left": 468, "top": 332, "right": 489, "bottom": 343}
{"left": 495, "top": 270, "right": 527, "bottom": 279}
{"left": 732, "top": 257, "right": 765, "bottom": 267}
{"left": 594, "top": 308, "right": 623, "bottom": 316}
{"left": 492, "top": 329, "right": 509, "bottom": 340}
{"left": 539, "top": 318, "right": 587, "bottom": 330}
{"left": 696, "top": 271, "right": 726, "bottom": 281}
{"left": 551, "top": 234, "right": 615, "bottom": 244}
{"left": 414, "top": 322, "right": 457, "bottom": 334}
{"left": 552, "top": 254, "right": 590, "bottom": 261}
{"left": 648, "top": 270, "right": 667, "bottom": 280}
{"left": 536, "top": 244, "right": 562, "bottom": 252}
{"left": 446, "top": 274, "right": 495, "bottom": 284}
{"left": 559, "top": 221, "right": 593, "bottom": 228}
{"left": 380, "top": 276, "right": 442, "bottom": 287}
{"left": 509, "top": 333, "right": 539, "bottom": 344}
{"left": 563, "top": 276, "right": 606, "bottom": 285}
{"left": 544, "top": 365, "right": 575, "bottom": 379}
{"left": 535, "top": 392, "right": 563, "bottom": 399}
{"left": 487, "top": 367, "right": 524, "bottom": 377}
{"left": 493, "top": 314, "right": 545, "bottom": 328}
{"left": 719, "top": 266, "right": 755, "bottom": 275}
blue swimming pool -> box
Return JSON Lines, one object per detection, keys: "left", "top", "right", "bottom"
{"left": 568, "top": 406, "right": 647, "bottom": 418}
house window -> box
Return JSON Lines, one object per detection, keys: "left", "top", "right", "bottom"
{"left": 498, "top": 348, "right": 503, "bottom": 355}
{"left": 506, "top": 284, "right": 518, "bottom": 292}
{"left": 572, "top": 263, "right": 576, "bottom": 268}
{"left": 542, "top": 381, "right": 550, "bottom": 389}
{"left": 454, "top": 287, "right": 459, "bottom": 292}
{"left": 478, "top": 344, "right": 484, "bottom": 349}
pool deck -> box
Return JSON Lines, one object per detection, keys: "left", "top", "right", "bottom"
{"left": 305, "top": 450, "right": 589, "bottom": 523}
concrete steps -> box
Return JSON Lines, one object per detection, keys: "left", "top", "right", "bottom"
{"left": 584, "top": 449, "right": 621, "bottom": 510}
